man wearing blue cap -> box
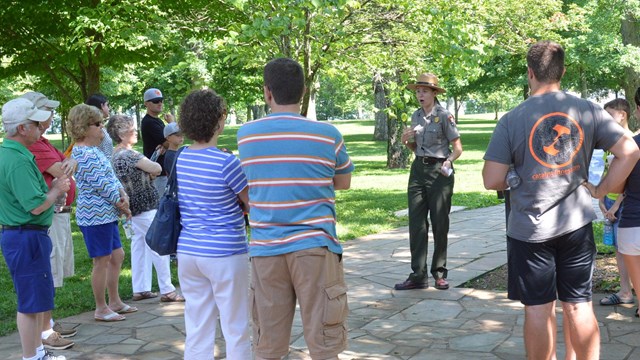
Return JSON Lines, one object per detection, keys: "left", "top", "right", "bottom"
{"left": 141, "top": 88, "right": 175, "bottom": 195}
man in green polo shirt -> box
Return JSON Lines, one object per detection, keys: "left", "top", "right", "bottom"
{"left": 0, "top": 97, "right": 70, "bottom": 360}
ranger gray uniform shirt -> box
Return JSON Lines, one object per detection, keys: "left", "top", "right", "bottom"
{"left": 483, "top": 91, "right": 624, "bottom": 242}
{"left": 411, "top": 104, "right": 460, "bottom": 158}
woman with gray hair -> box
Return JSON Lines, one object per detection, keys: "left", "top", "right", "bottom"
{"left": 107, "top": 114, "right": 184, "bottom": 303}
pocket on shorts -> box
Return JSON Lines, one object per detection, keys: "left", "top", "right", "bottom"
{"left": 249, "top": 284, "right": 261, "bottom": 344}
{"left": 323, "top": 324, "right": 347, "bottom": 349}
{"left": 323, "top": 282, "right": 348, "bottom": 326}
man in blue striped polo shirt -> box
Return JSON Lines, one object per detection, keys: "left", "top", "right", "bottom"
{"left": 238, "top": 58, "right": 354, "bottom": 360}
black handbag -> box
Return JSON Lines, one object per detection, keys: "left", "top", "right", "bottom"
{"left": 145, "top": 147, "right": 185, "bottom": 255}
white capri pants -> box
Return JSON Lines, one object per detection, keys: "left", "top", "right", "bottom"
{"left": 130, "top": 209, "right": 175, "bottom": 295}
{"left": 178, "top": 252, "right": 251, "bottom": 360}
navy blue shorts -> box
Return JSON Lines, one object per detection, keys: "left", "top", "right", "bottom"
{"left": 1, "top": 228, "right": 55, "bottom": 313}
{"left": 79, "top": 221, "right": 122, "bottom": 258}
{"left": 507, "top": 223, "right": 595, "bottom": 305}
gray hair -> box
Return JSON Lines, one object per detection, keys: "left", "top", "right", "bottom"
{"left": 4, "top": 122, "right": 20, "bottom": 136}
{"left": 3, "top": 121, "right": 30, "bottom": 137}
{"left": 106, "top": 114, "right": 135, "bottom": 144}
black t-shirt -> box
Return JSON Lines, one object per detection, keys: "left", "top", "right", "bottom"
{"left": 141, "top": 114, "right": 167, "bottom": 175}
{"left": 620, "top": 134, "right": 640, "bottom": 228}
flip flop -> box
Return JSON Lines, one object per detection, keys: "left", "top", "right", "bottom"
{"left": 94, "top": 312, "right": 126, "bottom": 322}
{"left": 599, "top": 293, "right": 633, "bottom": 306}
{"left": 132, "top": 291, "right": 158, "bottom": 301}
{"left": 112, "top": 304, "right": 138, "bottom": 314}
{"left": 160, "top": 291, "right": 185, "bottom": 302}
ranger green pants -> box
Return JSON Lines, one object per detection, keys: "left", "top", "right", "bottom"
{"left": 407, "top": 158, "right": 454, "bottom": 281}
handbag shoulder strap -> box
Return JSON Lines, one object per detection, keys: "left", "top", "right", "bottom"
{"left": 166, "top": 146, "right": 186, "bottom": 195}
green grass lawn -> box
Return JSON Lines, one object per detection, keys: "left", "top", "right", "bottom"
{"left": 0, "top": 114, "right": 511, "bottom": 335}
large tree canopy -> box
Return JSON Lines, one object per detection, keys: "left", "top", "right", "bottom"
{"left": 1, "top": 0, "right": 639, "bottom": 166}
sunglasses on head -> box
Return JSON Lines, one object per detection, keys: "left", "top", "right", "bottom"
{"left": 149, "top": 98, "right": 163, "bottom": 104}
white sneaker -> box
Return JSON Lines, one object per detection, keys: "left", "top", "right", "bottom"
{"left": 41, "top": 350, "right": 67, "bottom": 360}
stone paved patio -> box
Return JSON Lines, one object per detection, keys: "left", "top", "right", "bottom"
{"left": 1, "top": 204, "right": 638, "bottom": 359}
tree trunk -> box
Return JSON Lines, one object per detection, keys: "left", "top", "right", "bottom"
{"left": 252, "top": 105, "right": 264, "bottom": 120}
{"left": 247, "top": 104, "right": 253, "bottom": 122}
{"left": 387, "top": 73, "right": 410, "bottom": 169}
{"left": 453, "top": 96, "right": 461, "bottom": 123}
{"left": 621, "top": 10, "right": 640, "bottom": 131}
{"left": 373, "top": 73, "right": 388, "bottom": 140}
{"left": 300, "top": 7, "right": 313, "bottom": 117}
{"left": 580, "top": 67, "right": 589, "bottom": 99}
{"left": 306, "top": 86, "right": 317, "bottom": 120}
{"left": 387, "top": 106, "right": 410, "bottom": 169}
{"left": 60, "top": 111, "right": 68, "bottom": 151}
{"left": 85, "top": 62, "right": 100, "bottom": 100}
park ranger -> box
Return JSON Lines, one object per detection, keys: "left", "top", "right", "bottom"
{"left": 395, "top": 73, "right": 463, "bottom": 291}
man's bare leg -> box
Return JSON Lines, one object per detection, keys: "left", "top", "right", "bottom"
{"left": 524, "top": 302, "right": 557, "bottom": 360}
{"left": 561, "top": 301, "right": 599, "bottom": 360}
{"left": 17, "top": 311, "right": 43, "bottom": 358}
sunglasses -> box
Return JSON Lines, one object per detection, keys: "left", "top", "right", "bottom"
{"left": 90, "top": 120, "right": 103, "bottom": 127}
{"left": 149, "top": 99, "right": 163, "bottom": 104}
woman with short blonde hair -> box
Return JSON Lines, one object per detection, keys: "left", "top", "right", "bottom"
{"left": 69, "top": 104, "right": 136, "bottom": 322}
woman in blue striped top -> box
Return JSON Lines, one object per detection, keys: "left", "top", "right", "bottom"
{"left": 176, "top": 89, "right": 251, "bottom": 359}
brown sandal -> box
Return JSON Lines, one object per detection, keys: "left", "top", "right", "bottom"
{"left": 132, "top": 291, "right": 158, "bottom": 301}
{"left": 160, "top": 291, "right": 185, "bottom": 302}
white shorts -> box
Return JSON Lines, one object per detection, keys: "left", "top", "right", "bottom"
{"left": 617, "top": 227, "right": 640, "bottom": 256}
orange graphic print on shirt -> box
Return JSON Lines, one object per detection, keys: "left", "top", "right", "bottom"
{"left": 529, "top": 112, "right": 584, "bottom": 169}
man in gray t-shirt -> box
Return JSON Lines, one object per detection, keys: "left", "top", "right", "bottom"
{"left": 483, "top": 41, "right": 639, "bottom": 360}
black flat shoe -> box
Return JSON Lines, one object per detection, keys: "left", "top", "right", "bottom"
{"left": 394, "top": 279, "right": 428, "bottom": 290}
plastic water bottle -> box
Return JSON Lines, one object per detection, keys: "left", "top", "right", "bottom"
{"left": 506, "top": 165, "right": 521, "bottom": 190}
{"left": 121, "top": 217, "right": 134, "bottom": 239}
{"left": 440, "top": 164, "right": 453, "bottom": 177}
{"left": 54, "top": 193, "right": 67, "bottom": 213}
{"left": 603, "top": 219, "right": 614, "bottom": 246}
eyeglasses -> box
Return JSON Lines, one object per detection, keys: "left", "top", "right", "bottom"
{"left": 90, "top": 121, "right": 103, "bottom": 127}
{"left": 149, "top": 99, "right": 163, "bottom": 104}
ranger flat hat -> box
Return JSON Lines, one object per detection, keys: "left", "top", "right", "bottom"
{"left": 406, "top": 73, "right": 446, "bottom": 94}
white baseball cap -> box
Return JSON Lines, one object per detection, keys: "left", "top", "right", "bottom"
{"left": 2, "top": 98, "right": 52, "bottom": 127}
{"left": 20, "top": 91, "right": 60, "bottom": 110}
